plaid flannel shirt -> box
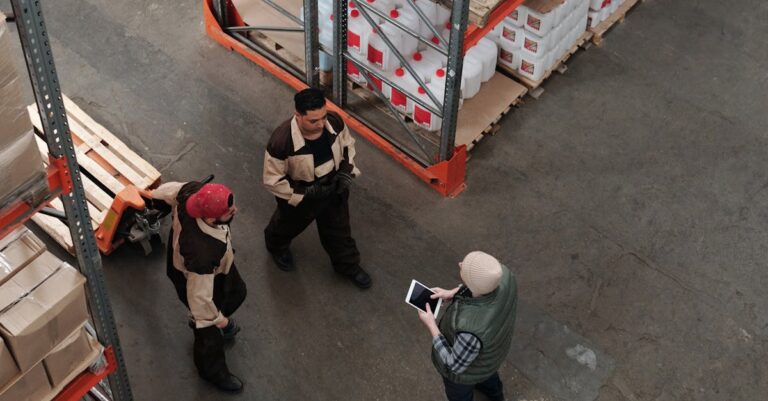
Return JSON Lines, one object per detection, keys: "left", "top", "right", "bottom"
{"left": 432, "top": 332, "right": 482, "bottom": 374}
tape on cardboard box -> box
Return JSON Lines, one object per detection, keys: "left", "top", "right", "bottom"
{"left": 0, "top": 227, "right": 46, "bottom": 286}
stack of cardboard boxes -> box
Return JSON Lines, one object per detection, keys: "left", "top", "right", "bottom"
{"left": 0, "top": 15, "right": 46, "bottom": 208}
{"left": 0, "top": 227, "right": 101, "bottom": 401}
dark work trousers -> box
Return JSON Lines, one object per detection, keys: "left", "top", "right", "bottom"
{"left": 442, "top": 372, "right": 504, "bottom": 401}
{"left": 166, "top": 235, "right": 247, "bottom": 381}
{"left": 264, "top": 189, "right": 361, "bottom": 276}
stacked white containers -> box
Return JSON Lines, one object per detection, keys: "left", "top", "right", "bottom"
{"left": 587, "top": 0, "right": 626, "bottom": 28}
{"left": 498, "top": 0, "right": 590, "bottom": 82}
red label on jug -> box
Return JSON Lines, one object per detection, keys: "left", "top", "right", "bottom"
{"left": 367, "top": 75, "right": 383, "bottom": 92}
{"left": 413, "top": 106, "right": 432, "bottom": 129}
{"left": 348, "top": 32, "right": 361, "bottom": 51}
{"left": 347, "top": 60, "right": 360, "bottom": 80}
{"left": 368, "top": 45, "right": 384, "bottom": 68}
{"left": 391, "top": 89, "right": 407, "bottom": 111}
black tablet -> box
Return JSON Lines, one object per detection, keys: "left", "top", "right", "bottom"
{"left": 405, "top": 279, "right": 442, "bottom": 317}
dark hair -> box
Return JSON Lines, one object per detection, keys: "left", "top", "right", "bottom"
{"left": 294, "top": 88, "right": 326, "bottom": 115}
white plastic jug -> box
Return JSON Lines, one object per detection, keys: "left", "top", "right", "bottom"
{"left": 590, "top": 0, "right": 605, "bottom": 11}
{"left": 435, "top": 3, "right": 452, "bottom": 28}
{"left": 409, "top": 52, "right": 441, "bottom": 83}
{"left": 367, "top": 25, "right": 403, "bottom": 71}
{"left": 346, "top": 54, "right": 368, "bottom": 85}
{"left": 421, "top": 46, "right": 447, "bottom": 68}
{"left": 387, "top": 67, "right": 421, "bottom": 114}
{"left": 318, "top": 18, "right": 335, "bottom": 72}
{"left": 487, "top": 23, "right": 503, "bottom": 45}
{"left": 412, "top": 86, "right": 442, "bottom": 131}
{"left": 431, "top": 68, "right": 465, "bottom": 105}
{"left": 521, "top": 29, "right": 551, "bottom": 58}
{"left": 462, "top": 57, "right": 483, "bottom": 99}
{"left": 388, "top": 9, "right": 420, "bottom": 56}
{"left": 363, "top": 0, "right": 395, "bottom": 14}
{"left": 413, "top": 0, "right": 439, "bottom": 25}
{"left": 506, "top": 6, "right": 527, "bottom": 27}
{"left": 518, "top": 51, "right": 550, "bottom": 82}
{"left": 348, "top": 10, "right": 372, "bottom": 57}
{"left": 498, "top": 39, "right": 522, "bottom": 71}
{"left": 525, "top": 7, "right": 556, "bottom": 36}
{"left": 501, "top": 22, "right": 523, "bottom": 48}
{"left": 468, "top": 38, "right": 498, "bottom": 82}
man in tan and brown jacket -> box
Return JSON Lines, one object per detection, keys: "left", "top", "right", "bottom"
{"left": 153, "top": 181, "right": 247, "bottom": 393}
{"left": 263, "top": 88, "right": 371, "bottom": 289}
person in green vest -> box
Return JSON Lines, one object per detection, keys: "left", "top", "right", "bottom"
{"left": 417, "top": 251, "right": 518, "bottom": 401}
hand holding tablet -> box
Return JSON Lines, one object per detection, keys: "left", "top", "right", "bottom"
{"left": 405, "top": 279, "right": 442, "bottom": 318}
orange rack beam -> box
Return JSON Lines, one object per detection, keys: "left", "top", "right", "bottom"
{"left": 463, "top": 0, "right": 525, "bottom": 52}
{"left": 203, "top": 0, "right": 466, "bottom": 197}
{"left": 0, "top": 155, "right": 72, "bottom": 240}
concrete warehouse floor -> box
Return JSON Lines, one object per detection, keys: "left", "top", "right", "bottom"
{"left": 4, "top": 0, "right": 768, "bottom": 400}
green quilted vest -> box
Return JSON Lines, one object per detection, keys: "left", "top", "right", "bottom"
{"left": 431, "top": 265, "right": 518, "bottom": 385}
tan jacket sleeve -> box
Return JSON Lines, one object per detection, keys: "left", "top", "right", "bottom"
{"left": 263, "top": 150, "right": 305, "bottom": 206}
{"left": 151, "top": 181, "right": 185, "bottom": 206}
{"left": 186, "top": 272, "right": 226, "bottom": 328}
{"left": 338, "top": 124, "right": 361, "bottom": 177}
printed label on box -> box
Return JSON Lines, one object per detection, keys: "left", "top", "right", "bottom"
{"left": 500, "top": 49, "right": 514, "bottom": 63}
{"left": 502, "top": 27, "right": 516, "bottom": 41}
{"left": 521, "top": 60, "right": 535, "bottom": 74}
{"left": 527, "top": 16, "right": 541, "bottom": 31}
{"left": 510, "top": 10, "right": 519, "bottom": 22}
{"left": 524, "top": 38, "right": 539, "bottom": 53}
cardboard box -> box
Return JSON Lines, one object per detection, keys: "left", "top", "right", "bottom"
{"left": 0, "top": 256, "right": 88, "bottom": 372}
{"left": 0, "top": 362, "right": 51, "bottom": 401}
{"left": 0, "top": 227, "right": 46, "bottom": 286}
{"left": 42, "top": 327, "right": 97, "bottom": 387}
{"left": 0, "top": 337, "right": 18, "bottom": 391}
{"left": 0, "top": 19, "right": 45, "bottom": 205}
{"left": 525, "top": 0, "right": 565, "bottom": 13}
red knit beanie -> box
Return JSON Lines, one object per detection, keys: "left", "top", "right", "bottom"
{"left": 185, "top": 183, "right": 233, "bottom": 219}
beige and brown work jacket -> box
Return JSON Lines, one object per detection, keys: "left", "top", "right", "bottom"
{"left": 153, "top": 181, "right": 235, "bottom": 329}
{"left": 263, "top": 111, "right": 361, "bottom": 206}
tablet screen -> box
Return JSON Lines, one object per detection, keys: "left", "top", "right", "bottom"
{"left": 406, "top": 280, "right": 441, "bottom": 315}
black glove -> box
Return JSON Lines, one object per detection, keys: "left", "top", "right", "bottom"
{"left": 334, "top": 171, "right": 354, "bottom": 194}
{"left": 303, "top": 182, "right": 334, "bottom": 200}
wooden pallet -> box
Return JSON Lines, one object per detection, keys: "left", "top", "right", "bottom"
{"left": 26, "top": 95, "right": 161, "bottom": 253}
{"left": 589, "top": 0, "right": 641, "bottom": 46}
{"left": 499, "top": 30, "right": 593, "bottom": 99}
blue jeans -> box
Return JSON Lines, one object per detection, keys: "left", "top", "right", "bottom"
{"left": 442, "top": 372, "right": 504, "bottom": 401}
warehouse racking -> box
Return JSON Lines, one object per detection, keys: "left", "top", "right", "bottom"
{"left": 1, "top": 0, "right": 132, "bottom": 400}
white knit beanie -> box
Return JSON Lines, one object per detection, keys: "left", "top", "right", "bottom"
{"left": 460, "top": 251, "right": 503, "bottom": 296}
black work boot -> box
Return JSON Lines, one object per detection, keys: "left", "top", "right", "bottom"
{"left": 348, "top": 268, "right": 372, "bottom": 289}
{"left": 222, "top": 318, "right": 241, "bottom": 342}
{"left": 271, "top": 249, "right": 295, "bottom": 271}
{"left": 205, "top": 373, "right": 244, "bottom": 394}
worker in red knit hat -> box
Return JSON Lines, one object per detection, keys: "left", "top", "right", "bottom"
{"left": 152, "top": 180, "right": 247, "bottom": 393}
